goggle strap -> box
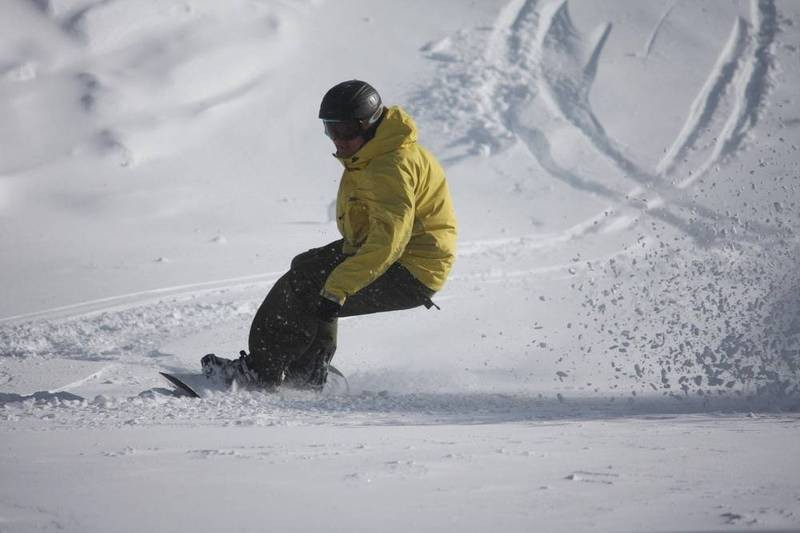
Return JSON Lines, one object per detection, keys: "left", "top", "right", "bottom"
{"left": 365, "top": 106, "right": 383, "bottom": 126}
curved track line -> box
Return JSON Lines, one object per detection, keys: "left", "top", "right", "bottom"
{"left": 638, "top": 1, "right": 677, "bottom": 60}
{"left": 50, "top": 364, "right": 115, "bottom": 393}
{"left": 452, "top": 236, "right": 655, "bottom": 284}
{"left": 656, "top": 17, "right": 749, "bottom": 177}
{"left": 0, "top": 271, "right": 283, "bottom": 324}
{"left": 681, "top": 0, "right": 777, "bottom": 188}
{"left": 458, "top": 210, "right": 615, "bottom": 256}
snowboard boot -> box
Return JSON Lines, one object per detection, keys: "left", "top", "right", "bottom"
{"left": 201, "top": 350, "right": 259, "bottom": 388}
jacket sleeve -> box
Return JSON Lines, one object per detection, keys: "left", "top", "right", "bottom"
{"left": 322, "top": 166, "right": 415, "bottom": 303}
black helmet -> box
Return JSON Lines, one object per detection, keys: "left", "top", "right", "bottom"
{"left": 319, "top": 80, "right": 383, "bottom": 124}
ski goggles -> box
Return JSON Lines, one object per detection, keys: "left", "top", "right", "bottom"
{"left": 322, "top": 120, "right": 364, "bottom": 141}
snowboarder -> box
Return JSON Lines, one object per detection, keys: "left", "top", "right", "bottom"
{"left": 202, "top": 80, "right": 457, "bottom": 390}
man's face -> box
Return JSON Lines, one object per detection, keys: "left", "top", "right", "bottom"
{"left": 331, "top": 136, "right": 367, "bottom": 158}
{"left": 323, "top": 120, "right": 367, "bottom": 158}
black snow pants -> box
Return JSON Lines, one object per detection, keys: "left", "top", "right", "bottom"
{"left": 248, "top": 240, "right": 436, "bottom": 389}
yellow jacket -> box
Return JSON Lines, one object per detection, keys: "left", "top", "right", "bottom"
{"left": 323, "top": 106, "right": 457, "bottom": 304}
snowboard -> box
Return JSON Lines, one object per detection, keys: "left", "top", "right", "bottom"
{"left": 160, "top": 365, "right": 349, "bottom": 398}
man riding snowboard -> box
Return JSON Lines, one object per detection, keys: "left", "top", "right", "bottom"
{"left": 202, "top": 80, "right": 457, "bottom": 391}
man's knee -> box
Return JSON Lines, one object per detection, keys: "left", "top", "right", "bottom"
{"left": 289, "top": 241, "right": 344, "bottom": 289}
{"left": 290, "top": 248, "right": 316, "bottom": 271}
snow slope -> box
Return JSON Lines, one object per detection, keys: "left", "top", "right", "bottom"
{"left": 1, "top": 0, "right": 799, "bottom": 531}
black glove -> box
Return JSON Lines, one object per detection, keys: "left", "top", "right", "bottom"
{"left": 315, "top": 295, "right": 342, "bottom": 323}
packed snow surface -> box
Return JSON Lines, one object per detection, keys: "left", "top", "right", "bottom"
{"left": 1, "top": 0, "right": 799, "bottom": 531}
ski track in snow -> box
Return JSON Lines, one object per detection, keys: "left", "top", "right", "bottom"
{"left": 0, "top": 271, "right": 284, "bottom": 324}
{"left": 49, "top": 364, "right": 115, "bottom": 393}
{"left": 655, "top": 16, "right": 749, "bottom": 179}
{"left": 413, "top": 0, "right": 783, "bottom": 247}
{"left": 634, "top": 0, "right": 677, "bottom": 61}
{"left": 0, "top": 278, "right": 273, "bottom": 361}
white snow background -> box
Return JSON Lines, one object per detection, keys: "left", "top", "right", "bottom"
{"left": 1, "top": 0, "right": 800, "bottom": 531}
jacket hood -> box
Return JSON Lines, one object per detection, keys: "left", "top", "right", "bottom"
{"left": 335, "top": 106, "right": 418, "bottom": 169}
